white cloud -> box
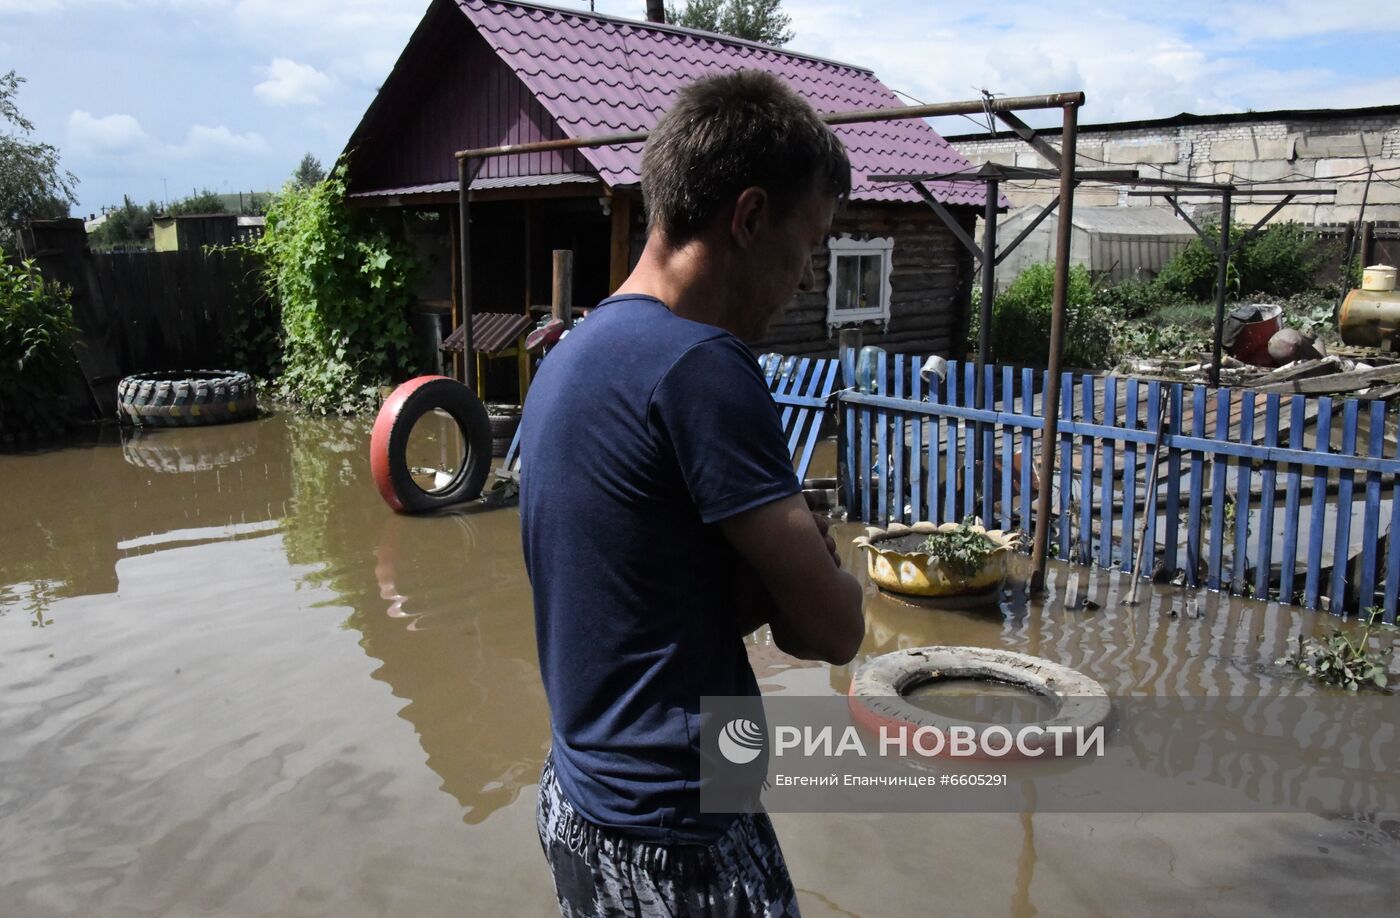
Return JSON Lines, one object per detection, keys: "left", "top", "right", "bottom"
{"left": 65, "top": 111, "right": 268, "bottom": 160}
{"left": 254, "top": 57, "right": 334, "bottom": 106}
{"left": 66, "top": 110, "right": 150, "bottom": 155}
{"left": 172, "top": 124, "right": 270, "bottom": 157}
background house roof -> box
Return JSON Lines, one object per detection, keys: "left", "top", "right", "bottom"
{"left": 453, "top": 0, "right": 985, "bottom": 207}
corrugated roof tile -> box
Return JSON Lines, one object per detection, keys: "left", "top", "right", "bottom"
{"left": 454, "top": 0, "right": 986, "bottom": 206}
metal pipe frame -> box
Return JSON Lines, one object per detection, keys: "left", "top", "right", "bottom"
{"left": 453, "top": 89, "right": 1087, "bottom": 592}
{"left": 1028, "top": 103, "right": 1078, "bottom": 591}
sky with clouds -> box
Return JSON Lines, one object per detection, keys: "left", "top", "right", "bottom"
{"left": 3, "top": 0, "right": 1398, "bottom": 215}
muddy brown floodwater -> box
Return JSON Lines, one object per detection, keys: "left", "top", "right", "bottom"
{"left": 2, "top": 413, "right": 1398, "bottom": 917}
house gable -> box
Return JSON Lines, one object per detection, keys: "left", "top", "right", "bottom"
{"left": 346, "top": 0, "right": 594, "bottom": 194}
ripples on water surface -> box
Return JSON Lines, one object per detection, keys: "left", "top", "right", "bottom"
{"left": 0, "top": 414, "right": 1396, "bottom": 917}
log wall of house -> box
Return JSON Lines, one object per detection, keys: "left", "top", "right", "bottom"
{"left": 755, "top": 201, "right": 977, "bottom": 358}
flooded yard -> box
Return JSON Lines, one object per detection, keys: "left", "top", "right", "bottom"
{"left": 2, "top": 414, "right": 1398, "bottom": 917}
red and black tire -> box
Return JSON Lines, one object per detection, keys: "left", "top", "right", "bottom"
{"left": 116, "top": 370, "right": 257, "bottom": 428}
{"left": 370, "top": 376, "right": 492, "bottom": 513}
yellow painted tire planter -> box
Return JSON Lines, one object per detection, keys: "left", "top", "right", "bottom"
{"left": 854, "top": 521, "right": 1021, "bottom": 598}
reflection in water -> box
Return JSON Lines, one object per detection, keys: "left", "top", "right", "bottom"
{"left": 364, "top": 510, "right": 549, "bottom": 823}
{"left": 2, "top": 418, "right": 1398, "bottom": 916}
{"left": 120, "top": 422, "right": 260, "bottom": 474}
{"left": 1011, "top": 784, "right": 1037, "bottom": 918}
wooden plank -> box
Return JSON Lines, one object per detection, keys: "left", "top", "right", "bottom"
{"left": 841, "top": 348, "right": 858, "bottom": 515}
{"left": 1329, "top": 399, "right": 1359, "bottom": 614}
{"left": 1001, "top": 365, "right": 1014, "bottom": 531}
{"left": 795, "top": 361, "right": 838, "bottom": 484}
{"left": 945, "top": 366, "right": 959, "bottom": 522}
{"left": 1252, "top": 363, "right": 1400, "bottom": 395}
{"left": 1233, "top": 393, "right": 1255, "bottom": 594}
{"left": 1123, "top": 378, "right": 1140, "bottom": 568}
{"left": 981, "top": 364, "right": 995, "bottom": 523}
{"left": 1279, "top": 395, "right": 1307, "bottom": 603}
{"left": 1080, "top": 375, "right": 1095, "bottom": 565}
{"left": 928, "top": 369, "right": 941, "bottom": 523}
{"left": 1020, "top": 368, "right": 1034, "bottom": 533}
{"left": 876, "top": 350, "right": 889, "bottom": 525}
{"left": 860, "top": 364, "right": 873, "bottom": 523}
{"left": 1208, "top": 388, "right": 1230, "bottom": 590}
{"left": 1254, "top": 394, "right": 1281, "bottom": 599}
{"left": 1358, "top": 401, "right": 1386, "bottom": 613}
{"left": 1099, "top": 376, "right": 1117, "bottom": 567}
{"left": 1386, "top": 428, "right": 1400, "bottom": 624}
{"left": 892, "top": 355, "right": 905, "bottom": 523}
{"left": 909, "top": 357, "right": 923, "bottom": 523}
{"left": 1186, "top": 385, "right": 1207, "bottom": 586}
{"left": 776, "top": 357, "right": 809, "bottom": 439}
{"left": 1303, "top": 398, "right": 1334, "bottom": 610}
{"left": 963, "top": 362, "right": 976, "bottom": 520}
{"left": 1143, "top": 382, "right": 1162, "bottom": 576}
{"left": 1059, "top": 372, "right": 1074, "bottom": 562}
{"left": 1164, "top": 384, "right": 1183, "bottom": 575}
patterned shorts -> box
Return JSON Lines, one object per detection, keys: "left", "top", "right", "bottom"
{"left": 536, "top": 757, "right": 801, "bottom": 917}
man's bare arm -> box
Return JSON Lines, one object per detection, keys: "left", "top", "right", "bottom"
{"left": 719, "top": 493, "right": 864, "bottom": 664}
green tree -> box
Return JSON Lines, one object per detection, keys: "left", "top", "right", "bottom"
{"left": 0, "top": 71, "right": 76, "bottom": 252}
{"left": 666, "top": 0, "right": 794, "bottom": 45}
{"left": 89, "top": 195, "right": 158, "bottom": 250}
{"left": 292, "top": 153, "right": 326, "bottom": 190}
{"left": 166, "top": 188, "right": 227, "bottom": 216}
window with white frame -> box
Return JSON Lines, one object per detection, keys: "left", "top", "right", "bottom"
{"left": 826, "top": 235, "right": 893, "bottom": 328}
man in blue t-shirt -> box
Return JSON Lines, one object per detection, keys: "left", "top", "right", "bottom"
{"left": 521, "top": 70, "right": 865, "bottom": 917}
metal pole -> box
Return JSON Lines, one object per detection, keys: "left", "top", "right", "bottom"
{"left": 975, "top": 177, "right": 998, "bottom": 519}
{"left": 977, "top": 177, "right": 998, "bottom": 378}
{"left": 454, "top": 92, "right": 1087, "bottom": 160}
{"left": 1029, "top": 103, "right": 1078, "bottom": 592}
{"left": 1209, "top": 192, "right": 1231, "bottom": 388}
{"left": 458, "top": 157, "right": 475, "bottom": 393}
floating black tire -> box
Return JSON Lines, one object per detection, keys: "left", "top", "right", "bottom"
{"left": 370, "top": 375, "right": 492, "bottom": 513}
{"left": 116, "top": 370, "right": 257, "bottom": 428}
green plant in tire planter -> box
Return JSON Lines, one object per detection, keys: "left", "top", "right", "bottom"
{"left": 0, "top": 258, "right": 76, "bottom": 438}
{"left": 255, "top": 164, "right": 416, "bottom": 415}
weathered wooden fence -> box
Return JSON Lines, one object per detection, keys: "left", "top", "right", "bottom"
{"left": 838, "top": 353, "right": 1400, "bottom": 620}
{"left": 89, "top": 248, "right": 268, "bottom": 373}
{"left": 25, "top": 218, "right": 271, "bottom": 418}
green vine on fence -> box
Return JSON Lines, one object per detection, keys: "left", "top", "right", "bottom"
{"left": 255, "top": 165, "right": 415, "bottom": 414}
{"left": 0, "top": 258, "right": 76, "bottom": 439}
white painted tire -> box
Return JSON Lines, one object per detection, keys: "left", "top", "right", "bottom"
{"left": 848, "top": 646, "right": 1111, "bottom": 759}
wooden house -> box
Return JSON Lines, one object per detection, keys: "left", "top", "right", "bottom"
{"left": 343, "top": 0, "right": 988, "bottom": 389}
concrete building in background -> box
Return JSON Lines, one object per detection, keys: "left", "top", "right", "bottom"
{"left": 948, "top": 103, "right": 1400, "bottom": 230}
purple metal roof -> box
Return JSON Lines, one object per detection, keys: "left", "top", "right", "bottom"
{"left": 455, "top": 0, "right": 986, "bottom": 207}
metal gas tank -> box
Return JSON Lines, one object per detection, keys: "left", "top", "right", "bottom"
{"left": 1339, "top": 288, "right": 1400, "bottom": 349}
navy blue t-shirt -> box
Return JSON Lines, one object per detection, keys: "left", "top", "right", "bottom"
{"left": 519, "top": 294, "right": 799, "bottom": 843}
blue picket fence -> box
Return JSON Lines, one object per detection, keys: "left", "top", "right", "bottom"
{"left": 837, "top": 353, "right": 1400, "bottom": 621}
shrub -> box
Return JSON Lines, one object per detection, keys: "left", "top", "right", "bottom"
{"left": 1093, "top": 276, "right": 1171, "bottom": 320}
{"left": 988, "top": 263, "right": 1115, "bottom": 369}
{"left": 1154, "top": 220, "right": 1331, "bottom": 301}
{"left": 255, "top": 165, "right": 415, "bottom": 414}
{"left": 1238, "top": 221, "right": 1330, "bottom": 296}
{"left": 0, "top": 258, "right": 76, "bottom": 437}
